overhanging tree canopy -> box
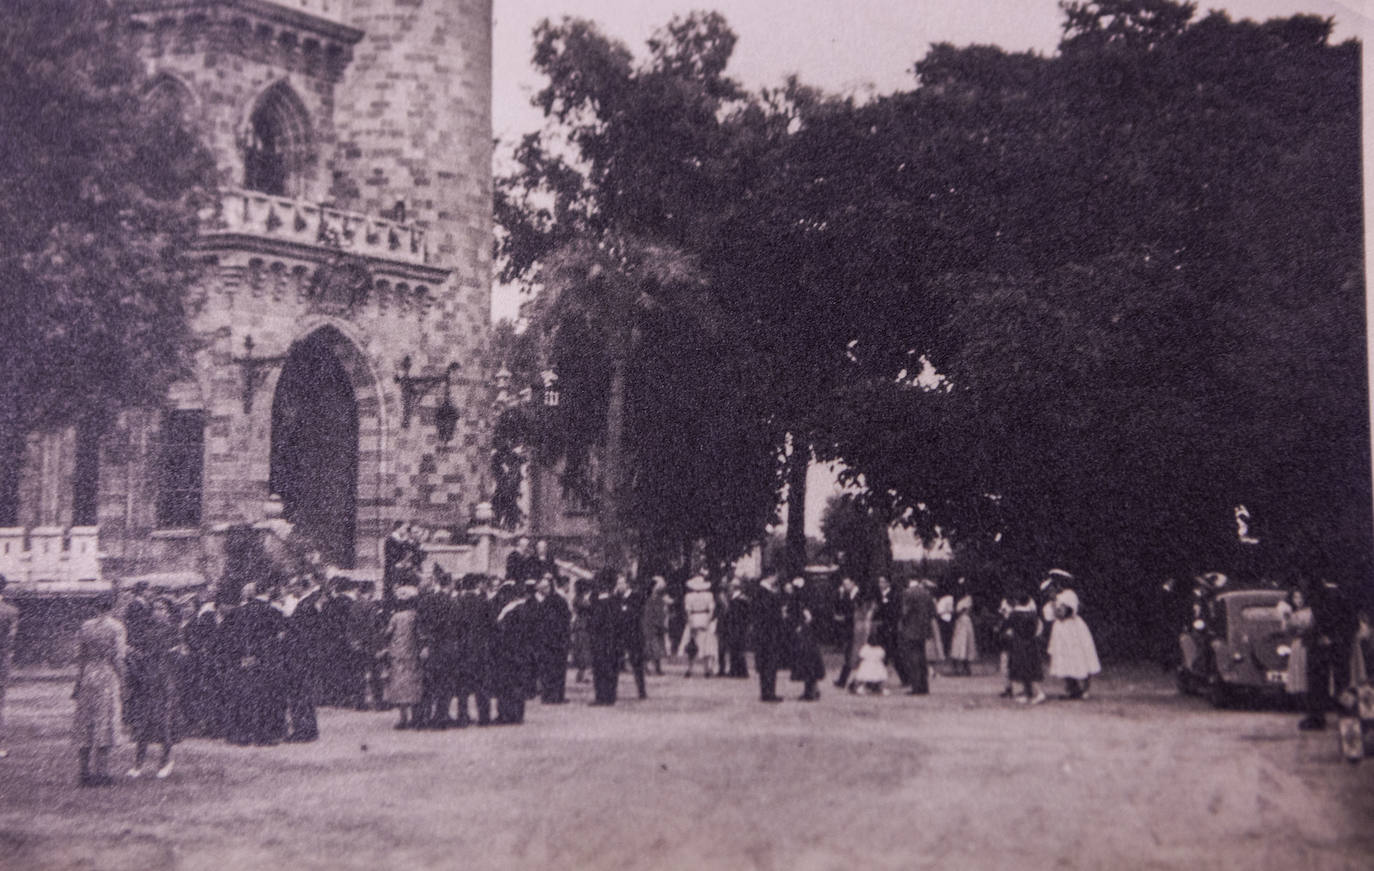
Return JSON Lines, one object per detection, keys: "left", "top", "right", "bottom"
{"left": 0, "top": 0, "right": 216, "bottom": 521}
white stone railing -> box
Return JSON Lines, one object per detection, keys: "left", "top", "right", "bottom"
{"left": 208, "top": 188, "right": 431, "bottom": 267}
{"left": 0, "top": 527, "right": 103, "bottom": 586}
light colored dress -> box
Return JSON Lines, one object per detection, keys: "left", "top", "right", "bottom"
{"left": 1047, "top": 589, "right": 1101, "bottom": 680}
{"left": 854, "top": 643, "right": 888, "bottom": 684}
{"left": 926, "top": 618, "right": 946, "bottom": 662}
{"left": 383, "top": 609, "right": 423, "bottom": 705}
{"left": 948, "top": 595, "right": 979, "bottom": 662}
{"left": 73, "top": 615, "right": 127, "bottom": 748}
{"left": 678, "top": 589, "right": 718, "bottom": 660}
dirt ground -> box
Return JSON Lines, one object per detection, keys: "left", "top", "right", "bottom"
{"left": 0, "top": 659, "right": 1371, "bottom": 871}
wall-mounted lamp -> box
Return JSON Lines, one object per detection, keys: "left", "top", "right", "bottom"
{"left": 232, "top": 335, "right": 288, "bottom": 414}
{"left": 395, "top": 356, "right": 461, "bottom": 442}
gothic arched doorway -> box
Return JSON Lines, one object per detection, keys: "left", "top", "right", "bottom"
{"left": 270, "top": 329, "right": 359, "bottom": 568}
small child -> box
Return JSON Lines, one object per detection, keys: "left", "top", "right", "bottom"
{"left": 851, "top": 631, "right": 890, "bottom": 695}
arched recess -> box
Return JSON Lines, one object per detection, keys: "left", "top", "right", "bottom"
{"left": 268, "top": 322, "right": 386, "bottom": 569}
{"left": 143, "top": 72, "right": 198, "bottom": 120}
{"left": 242, "top": 80, "right": 314, "bottom": 197}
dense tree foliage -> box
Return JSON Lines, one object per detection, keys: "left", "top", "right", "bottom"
{"left": 804, "top": 1, "right": 1368, "bottom": 598}
{"left": 495, "top": 13, "right": 785, "bottom": 573}
{"left": 0, "top": 0, "right": 216, "bottom": 520}
{"left": 498, "top": 0, "right": 1369, "bottom": 614}
{"left": 819, "top": 495, "right": 893, "bottom": 590}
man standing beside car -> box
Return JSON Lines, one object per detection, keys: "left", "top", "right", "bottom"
{"left": 1299, "top": 579, "right": 1358, "bottom": 731}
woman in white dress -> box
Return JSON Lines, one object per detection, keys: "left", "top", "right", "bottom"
{"left": 679, "top": 576, "right": 718, "bottom": 677}
{"left": 1047, "top": 584, "right": 1101, "bottom": 699}
{"left": 948, "top": 594, "right": 978, "bottom": 675}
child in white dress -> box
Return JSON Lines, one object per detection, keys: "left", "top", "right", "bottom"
{"left": 852, "top": 631, "right": 890, "bottom": 695}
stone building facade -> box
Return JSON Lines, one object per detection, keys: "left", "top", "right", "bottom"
{"left": 0, "top": 0, "right": 495, "bottom": 652}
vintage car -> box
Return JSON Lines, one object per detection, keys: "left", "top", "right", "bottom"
{"left": 1177, "top": 587, "right": 1290, "bottom": 707}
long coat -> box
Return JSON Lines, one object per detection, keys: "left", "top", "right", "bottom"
{"left": 383, "top": 609, "right": 423, "bottom": 705}
{"left": 125, "top": 612, "right": 181, "bottom": 744}
{"left": 73, "top": 615, "right": 127, "bottom": 748}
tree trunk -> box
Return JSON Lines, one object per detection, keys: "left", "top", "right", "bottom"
{"left": 784, "top": 433, "right": 809, "bottom": 580}
{"left": 599, "top": 347, "right": 628, "bottom": 572}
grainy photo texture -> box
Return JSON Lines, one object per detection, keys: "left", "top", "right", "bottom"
{"left": 0, "top": 1, "right": 1372, "bottom": 869}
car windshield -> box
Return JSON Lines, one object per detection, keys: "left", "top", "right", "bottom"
{"left": 1239, "top": 605, "right": 1282, "bottom": 628}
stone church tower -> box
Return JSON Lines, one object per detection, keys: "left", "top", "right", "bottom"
{"left": 1, "top": 0, "right": 495, "bottom": 624}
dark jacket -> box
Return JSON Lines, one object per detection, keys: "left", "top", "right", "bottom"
{"left": 899, "top": 584, "right": 935, "bottom": 642}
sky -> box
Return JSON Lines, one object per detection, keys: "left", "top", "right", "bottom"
{"left": 489, "top": 0, "right": 1370, "bottom": 536}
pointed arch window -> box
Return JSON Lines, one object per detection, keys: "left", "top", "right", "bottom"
{"left": 244, "top": 82, "right": 313, "bottom": 197}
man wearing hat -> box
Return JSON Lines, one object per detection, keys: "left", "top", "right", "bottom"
{"left": 0, "top": 576, "right": 18, "bottom": 758}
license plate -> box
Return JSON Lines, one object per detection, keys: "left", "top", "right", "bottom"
{"left": 1266, "top": 671, "right": 1287, "bottom": 684}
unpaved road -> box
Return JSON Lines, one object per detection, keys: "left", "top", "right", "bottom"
{"left": 1, "top": 661, "right": 1370, "bottom": 871}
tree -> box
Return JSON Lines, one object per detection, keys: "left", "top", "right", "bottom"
{"left": 793, "top": 1, "right": 1368, "bottom": 615}
{"left": 0, "top": 0, "right": 216, "bottom": 521}
{"left": 495, "top": 14, "right": 787, "bottom": 574}
{"left": 819, "top": 494, "right": 893, "bottom": 591}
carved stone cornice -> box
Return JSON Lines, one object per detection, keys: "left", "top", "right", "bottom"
{"left": 120, "top": 1, "right": 364, "bottom": 80}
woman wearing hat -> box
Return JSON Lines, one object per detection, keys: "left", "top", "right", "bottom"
{"left": 1046, "top": 574, "right": 1101, "bottom": 699}
{"left": 678, "top": 576, "right": 718, "bottom": 678}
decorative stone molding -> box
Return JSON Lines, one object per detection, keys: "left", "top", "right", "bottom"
{"left": 121, "top": 1, "right": 364, "bottom": 81}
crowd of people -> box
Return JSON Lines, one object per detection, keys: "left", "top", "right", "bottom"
{"left": 825, "top": 568, "right": 1101, "bottom": 704}
{"left": 40, "top": 537, "right": 1374, "bottom": 787}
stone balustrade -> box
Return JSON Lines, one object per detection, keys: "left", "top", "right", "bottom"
{"left": 0, "top": 526, "right": 104, "bottom": 587}
{"left": 209, "top": 188, "right": 431, "bottom": 267}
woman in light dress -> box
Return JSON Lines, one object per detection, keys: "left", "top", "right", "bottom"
{"left": 679, "top": 576, "right": 718, "bottom": 677}
{"left": 948, "top": 594, "right": 978, "bottom": 675}
{"left": 73, "top": 597, "right": 128, "bottom": 787}
{"left": 1047, "top": 583, "right": 1101, "bottom": 699}
{"left": 383, "top": 587, "right": 423, "bottom": 729}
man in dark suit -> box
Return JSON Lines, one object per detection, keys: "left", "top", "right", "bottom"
{"left": 453, "top": 574, "right": 493, "bottom": 726}
{"left": 832, "top": 576, "right": 860, "bottom": 688}
{"left": 222, "top": 583, "right": 286, "bottom": 745}
{"left": 492, "top": 586, "right": 535, "bottom": 723}
{"left": 899, "top": 577, "right": 936, "bottom": 695}
{"left": 586, "top": 571, "right": 621, "bottom": 705}
{"left": 1300, "top": 579, "right": 1360, "bottom": 731}
{"left": 752, "top": 575, "right": 786, "bottom": 702}
{"left": 505, "top": 537, "right": 531, "bottom": 582}
{"left": 721, "top": 579, "right": 751, "bottom": 679}
{"left": 282, "top": 576, "right": 322, "bottom": 742}
{"left": 532, "top": 573, "right": 572, "bottom": 704}
{"left": 614, "top": 573, "right": 648, "bottom": 700}
{"left": 415, "top": 573, "right": 458, "bottom": 727}
{"left": 874, "top": 575, "right": 905, "bottom": 685}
